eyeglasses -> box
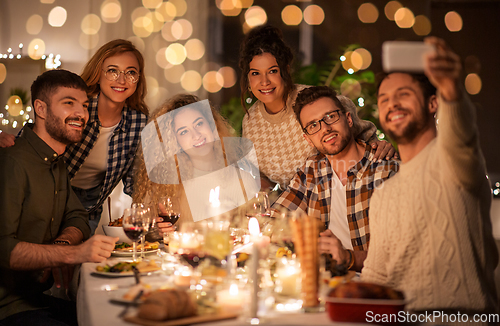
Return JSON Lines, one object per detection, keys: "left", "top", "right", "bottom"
{"left": 303, "top": 110, "right": 341, "bottom": 135}
{"left": 102, "top": 68, "right": 140, "bottom": 84}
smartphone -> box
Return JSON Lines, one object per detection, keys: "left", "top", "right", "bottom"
{"left": 382, "top": 41, "right": 435, "bottom": 73}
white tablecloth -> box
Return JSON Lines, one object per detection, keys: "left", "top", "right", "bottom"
{"left": 76, "top": 259, "right": 361, "bottom": 326}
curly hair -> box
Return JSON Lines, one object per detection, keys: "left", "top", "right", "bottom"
{"left": 80, "top": 39, "right": 148, "bottom": 116}
{"left": 132, "top": 94, "right": 235, "bottom": 223}
{"left": 238, "top": 25, "right": 295, "bottom": 113}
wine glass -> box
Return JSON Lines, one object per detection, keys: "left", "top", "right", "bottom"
{"left": 122, "top": 207, "right": 146, "bottom": 262}
{"left": 245, "top": 191, "right": 271, "bottom": 229}
{"left": 158, "top": 196, "right": 181, "bottom": 244}
{"left": 176, "top": 222, "right": 205, "bottom": 270}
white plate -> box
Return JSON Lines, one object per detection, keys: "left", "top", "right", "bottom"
{"left": 111, "top": 248, "right": 158, "bottom": 257}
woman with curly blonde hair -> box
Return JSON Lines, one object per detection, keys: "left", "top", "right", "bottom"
{"left": 133, "top": 94, "right": 241, "bottom": 231}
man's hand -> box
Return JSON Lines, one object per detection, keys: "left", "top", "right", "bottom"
{"left": 424, "top": 37, "right": 462, "bottom": 102}
{"left": 318, "top": 229, "right": 349, "bottom": 265}
{"left": 0, "top": 132, "right": 15, "bottom": 148}
{"left": 370, "top": 140, "right": 398, "bottom": 162}
{"left": 40, "top": 265, "right": 75, "bottom": 289}
{"left": 74, "top": 235, "right": 118, "bottom": 264}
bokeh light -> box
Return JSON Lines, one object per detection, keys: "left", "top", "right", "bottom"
{"left": 218, "top": 66, "right": 237, "bottom": 88}
{"left": 220, "top": 0, "right": 242, "bottom": 16}
{"left": 143, "top": 0, "right": 162, "bottom": 9}
{"left": 185, "top": 38, "right": 205, "bottom": 61}
{"left": 181, "top": 70, "right": 202, "bottom": 92}
{"left": 281, "top": 5, "right": 302, "bottom": 26}
{"left": 171, "top": 19, "right": 193, "bottom": 40}
{"left": 156, "top": 47, "right": 169, "bottom": 69}
{"left": 445, "top": 11, "right": 462, "bottom": 32}
{"left": 465, "top": 73, "right": 481, "bottom": 95}
{"left": 131, "top": 7, "right": 151, "bottom": 23}
{"left": 132, "top": 10, "right": 154, "bottom": 38}
{"left": 128, "top": 36, "right": 145, "bottom": 53}
{"left": 413, "top": 15, "right": 431, "bottom": 36}
{"left": 341, "top": 51, "right": 359, "bottom": 73}
{"left": 384, "top": 1, "right": 402, "bottom": 21}
{"left": 394, "top": 7, "right": 415, "bottom": 28}
{"left": 101, "top": 0, "right": 122, "bottom": 23}
{"left": 201, "top": 62, "right": 221, "bottom": 75}
{"left": 161, "top": 21, "right": 176, "bottom": 41}
{"left": 156, "top": 1, "right": 176, "bottom": 22}
{"left": 48, "top": 6, "right": 67, "bottom": 27}
{"left": 304, "top": 5, "right": 324, "bottom": 25}
{"left": 7, "top": 96, "right": 23, "bottom": 116}
{"left": 0, "top": 64, "right": 6, "bottom": 84}
{"left": 170, "top": 0, "right": 188, "bottom": 17}
{"left": 358, "top": 3, "right": 379, "bottom": 23}
{"left": 26, "top": 15, "right": 43, "bottom": 35}
{"left": 28, "top": 39, "right": 45, "bottom": 60}
{"left": 81, "top": 14, "right": 101, "bottom": 35}
{"left": 40, "top": 0, "right": 55, "bottom": 4}
{"left": 245, "top": 6, "right": 267, "bottom": 28}
{"left": 165, "top": 43, "right": 187, "bottom": 65}
{"left": 340, "top": 79, "right": 362, "bottom": 99}
{"left": 240, "top": 0, "right": 253, "bottom": 8}
{"left": 203, "top": 71, "right": 224, "bottom": 93}
{"left": 353, "top": 48, "right": 372, "bottom": 70}
{"left": 164, "top": 64, "right": 185, "bottom": 83}
{"left": 146, "top": 76, "right": 159, "bottom": 97}
{"left": 464, "top": 55, "right": 481, "bottom": 74}
{"left": 79, "top": 33, "right": 100, "bottom": 50}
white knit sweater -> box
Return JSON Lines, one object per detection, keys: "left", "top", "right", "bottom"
{"left": 361, "top": 94, "right": 498, "bottom": 313}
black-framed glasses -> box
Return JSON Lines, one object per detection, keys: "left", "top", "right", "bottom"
{"left": 303, "top": 110, "right": 341, "bottom": 135}
{"left": 102, "top": 68, "right": 140, "bottom": 84}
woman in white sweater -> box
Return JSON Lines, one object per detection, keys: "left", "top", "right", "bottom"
{"left": 238, "top": 25, "right": 395, "bottom": 190}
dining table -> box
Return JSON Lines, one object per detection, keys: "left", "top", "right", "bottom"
{"left": 76, "top": 253, "right": 364, "bottom": 326}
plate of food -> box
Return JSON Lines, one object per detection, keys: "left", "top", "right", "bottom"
{"left": 93, "top": 260, "right": 162, "bottom": 278}
{"left": 111, "top": 241, "right": 160, "bottom": 257}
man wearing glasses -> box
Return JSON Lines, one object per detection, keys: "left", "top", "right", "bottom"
{"left": 273, "top": 86, "right": 399, "bottom": 272}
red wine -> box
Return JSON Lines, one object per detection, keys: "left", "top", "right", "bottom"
{"left": 159, "top": 213, "right": 180, "bottom": 225}
{"left": 123, "top": 227, "right": 144, "bottom": 241}
{"left": 180, "top": 253, "right": 204, "bottom": 268}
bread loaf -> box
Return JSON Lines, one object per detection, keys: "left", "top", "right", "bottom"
{"left": 137, "top": 289, "right": 197, "bottom": 321}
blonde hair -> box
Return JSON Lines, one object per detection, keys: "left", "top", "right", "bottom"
{"left": 132, "top": 94, "right": 235, "bottom": 223}
{"left": 80, "top": 39, "right": 148, "bottom": 116}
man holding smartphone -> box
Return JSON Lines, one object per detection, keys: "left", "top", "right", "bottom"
{"left": 362, "top": 37, "right": 498, "bottom": 314}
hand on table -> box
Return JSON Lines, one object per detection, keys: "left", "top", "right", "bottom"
{"left": 370, "top": 140, "right": 398, "bottom": 162}
{"left": 75, "top": 235, "right": 118, "bottom": 264}
{"left": 318, "top": 229, "right": 349, "bottom": 265}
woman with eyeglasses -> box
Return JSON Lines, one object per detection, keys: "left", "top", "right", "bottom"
{"left": 0, "top": 40, "right": 148, "bottom": 233}
{"left": 66, "top": 39, "right": 148, "bottom": 233}
{"left": 239, "top": 26, "right": 396, "bottom": 190}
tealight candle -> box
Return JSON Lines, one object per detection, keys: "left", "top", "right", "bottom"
{"left": 216, "top": 283, "right": 245, "bottom": 314}
{"left": 174, "top": 267, "right": 192, "bottom": 287}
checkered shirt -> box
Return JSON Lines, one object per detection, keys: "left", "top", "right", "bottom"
{"left": 63, "top": 95, "right": 147, "bottom": 220}
{"left": 273, "top": 143, "right": 399, "bottom": 251}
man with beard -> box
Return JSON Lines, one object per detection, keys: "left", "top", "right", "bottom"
{"left": 273, "top": 86, "right": 399, "bottom": 272}
{"left": 0, "top": 70, "right": 118, "bottom": 326}
{"left": 362, "top": 37, "right": 498, "bottom": 315}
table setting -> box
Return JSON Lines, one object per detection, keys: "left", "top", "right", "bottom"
{"left": 79, "top": 192, "right": 407, "bottom": 326}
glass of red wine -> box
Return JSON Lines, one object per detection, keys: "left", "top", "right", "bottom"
{"left": 158, "top": 196, "right": 181, "bottom": 244}
{"left": 122, "top": 207, "right": 147, "bottom": 262}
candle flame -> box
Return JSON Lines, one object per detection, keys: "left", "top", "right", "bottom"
{"left": 248, "top": 217, "right": 260, "bottom": 236}
{"left": 209, "top": 186, "right": 220, "bottom": 208}
{"left": 229, "top": 283, "right": 239, "bottom": 296}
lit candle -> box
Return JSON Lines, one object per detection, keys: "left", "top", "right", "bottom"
{"left": 275, "top": 258, "right": 301, "bottom": 297}
{"left": 216, "top": 283, "right": 245, "bottom": 314}
{"left": 248, "top": 217, "right": 270, "bottom": 257}
{"left": 174, "top": 267, "right": 192, "bottom": 287}
{"left": 180, "top": 232, "right": 199, "bottom": 249}
{"left": 209, "top": 186, "right": 221, "bottom": 218}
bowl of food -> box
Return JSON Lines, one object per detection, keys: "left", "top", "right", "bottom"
{"left": 102, "top": 224, "right": 132, "bottom": 244}
{"left": 325, "top": 282, "right": 405, "bottom": 324}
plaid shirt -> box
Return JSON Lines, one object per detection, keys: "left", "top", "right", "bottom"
{"left": 273, "top": 143, "right": 399, "bottom": 251}
{"left": 64, "top": 95, "right": 147, "bottom": 220}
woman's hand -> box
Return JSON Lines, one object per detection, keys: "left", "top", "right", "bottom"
{"left": 370, "top": 140, "right": 398, "bottom": 162}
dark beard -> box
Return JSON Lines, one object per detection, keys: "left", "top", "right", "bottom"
{"left": 318, "top": 131, "right": 352, "bottom": 156}
{"left": 383, "top": 108, "right": 433, "bottom": 145}
{"left": 45, "top": 105, "right": 84, "bottom": 145}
